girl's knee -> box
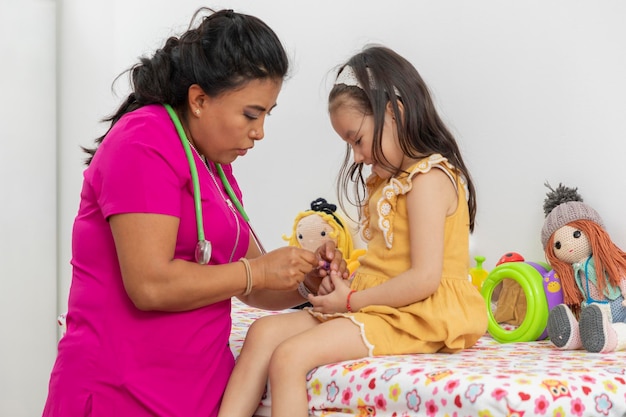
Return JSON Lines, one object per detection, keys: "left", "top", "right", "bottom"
{"left": 268, "top": 338, "right": 307, "bottom": 378}
{"left": 238, "top": 317, "right": 287, "bottom": 368}
{"left": 246, "top": 315, "right": 281, "bottom": 343}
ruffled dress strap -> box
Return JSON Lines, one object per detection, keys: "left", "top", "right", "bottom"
{"left": 360, "top": 154, "right": 467, "bottom": 249}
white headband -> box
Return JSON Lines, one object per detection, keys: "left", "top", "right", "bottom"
{"left": 334, "top": 65, "right": 401, "bottom": 97}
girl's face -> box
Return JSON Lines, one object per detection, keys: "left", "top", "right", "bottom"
{"left": 190, "top": 78, "right": 282, "bottom": 164}
{"left": 552, "top": 224, "right": 592, "bottom": 264}
{"left": 329, "top": 100, "right": 405, "bottom": 179}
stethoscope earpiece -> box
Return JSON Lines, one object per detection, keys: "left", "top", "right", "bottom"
{"left": 195, "top": 240, "right": 212, "bottom": 265}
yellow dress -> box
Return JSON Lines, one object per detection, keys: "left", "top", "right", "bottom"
{"left": 309, "top": 154, "right": 487, "bottom": 355}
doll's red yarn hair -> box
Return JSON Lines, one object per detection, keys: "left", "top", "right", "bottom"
{"left": 545, "top": 219, "right": 626, "bottom": 308}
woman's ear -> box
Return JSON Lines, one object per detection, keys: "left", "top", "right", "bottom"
{"left": 187, "top": 84, "right": 207, "bottom": 115}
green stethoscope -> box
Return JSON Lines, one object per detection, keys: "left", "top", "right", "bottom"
{"left": 164, "top": 104, "right": 266, "bottom": 264}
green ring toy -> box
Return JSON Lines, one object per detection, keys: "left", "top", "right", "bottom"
{"left": 481, "top": 261, "right": 559, "bottom": 343}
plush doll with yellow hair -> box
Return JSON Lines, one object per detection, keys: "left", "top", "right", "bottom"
{"left": 283, "top": 198, "right": 365, "bottom": 309}
{"left": 543, "top": 183, "right": 626, "bottom": 353}
{"left": 283, "top": 197, "right": 365, "bottom": 275}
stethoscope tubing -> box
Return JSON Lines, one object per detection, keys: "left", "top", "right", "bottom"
{"left": 164, "top": 103, "right": 266, "bottom": 260}
{"left": 165, "top": 104, "right": 206, "bottom": 242}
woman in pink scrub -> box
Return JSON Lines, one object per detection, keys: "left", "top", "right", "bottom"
{"left": 42, "top": 8, "right": 345, "bottom": 417}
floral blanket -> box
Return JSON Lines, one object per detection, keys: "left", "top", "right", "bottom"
{"left": 230, "top": 299, "right": 626, "bottom": 417}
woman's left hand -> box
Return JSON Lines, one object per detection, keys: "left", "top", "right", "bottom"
{"left": 302, "top": 241, "right": 348, "bottom": 294}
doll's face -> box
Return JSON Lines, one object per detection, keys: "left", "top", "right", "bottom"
{"left": 552, "top": 224, "right": 592, "bottom": 264}
{"left": 295, "top": 214, "right": 335, "bottom": 251}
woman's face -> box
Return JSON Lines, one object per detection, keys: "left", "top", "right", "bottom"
{"left": 190, "top": 78, "right": 282, "bottom": 164}
{"left": 552, "top": 224, "right": 592, "bottom": 264}
{"left": 329, "top": 99, "right": 403, "bottom": 179}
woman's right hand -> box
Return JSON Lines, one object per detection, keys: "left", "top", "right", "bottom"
{"left": 250, "top": 246, "right": 318, "bottom": 291}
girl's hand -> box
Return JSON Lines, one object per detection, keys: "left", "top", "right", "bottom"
{"left": 302, "top": 241, "right": 349, "bottom": 294}
{"left": 316, "top": 275, "right": 334, "bottom": 296}
{"left": 316, "top": 240, "right": 349, "bottom": 278}
{"left": 308, "top": 272, "right": 352, "bottom": 314}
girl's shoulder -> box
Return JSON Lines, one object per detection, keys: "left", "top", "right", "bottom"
{"left": 398, "top": 154, "right": 467, "bottom": 199}
{"left": 405, "top": 154, "right": 454, "bottom": 177}
{"left": 365, "top": 154, "right": 462, "bottom": 196}
{"left": 397, "top": 154, "right": 457, "bottom": 187}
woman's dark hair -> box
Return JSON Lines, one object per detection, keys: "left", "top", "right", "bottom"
{"left": 83, "top": 8, "right": 289, "bottom": 165}
{"left": 329, "top": 45, "right": 477, "bottom": 232}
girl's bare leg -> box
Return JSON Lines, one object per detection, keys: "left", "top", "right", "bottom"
{"left": 269, "top": 317, "right": 369, "bottom": 417}
{"left": 217, "top": 310, "right": 319, "bottom": 417}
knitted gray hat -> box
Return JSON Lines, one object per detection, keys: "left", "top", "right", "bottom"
{"left": 540, "top": 183, "right": 604, "bottom": 249}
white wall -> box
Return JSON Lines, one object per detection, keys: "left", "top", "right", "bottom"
{"left": 3, "top": 0, "right": 626, "bottom": 415}
{"left": 61, "top": 0, "right": 626, "bottom": 280}
{"left": 0, "top": 0, "right": 57, "bottom": 415}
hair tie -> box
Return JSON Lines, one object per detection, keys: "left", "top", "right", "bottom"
{"left": 335, "top": 65, "right": 366, "bottom": 90}
{"left": 310, "top": 198, "right": 343, "bottom": 228}
{"left": 334, "top": 65, "right": 401, "bottom": 97}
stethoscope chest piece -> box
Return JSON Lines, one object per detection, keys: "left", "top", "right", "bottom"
{"left": 195, "top": 240, "right": 212, "bottom": 265}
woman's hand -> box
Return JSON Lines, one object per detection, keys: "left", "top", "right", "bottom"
{"left": 250, "top": 246, "right": 319, "bottom": 291}
{"left": 308, "top": 272, "right": 352, "bottom": 314}
{"left": 239, "top": 241, "right": 349, "bottom": 310}
{"left": 302, "top": 240, "right": 349, "bottom": 295}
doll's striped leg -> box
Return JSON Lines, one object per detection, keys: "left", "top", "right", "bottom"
{"left": 547, "top": 304, "right": 582, "bottom": 349}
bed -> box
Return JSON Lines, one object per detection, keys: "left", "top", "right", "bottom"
{"left": 230, "top": 297, "right": 626, "bottom": 417}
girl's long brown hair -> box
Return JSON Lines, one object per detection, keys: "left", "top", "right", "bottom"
{"left": 329, "top": 46, "right": 476, "bottom": 231}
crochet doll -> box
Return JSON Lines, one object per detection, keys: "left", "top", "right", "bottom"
{"left": 283, "top": 197, "right": 365, "bottom": 275}
{"left": 283, "top": 198, "right": 365, "bottom": 309}
{"left": 542, "top": 183, "right": 626, "bottom": 353}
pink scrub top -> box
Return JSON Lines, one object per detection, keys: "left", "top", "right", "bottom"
{"left": 43, "top": 104, "right": 250, "bottom": 417}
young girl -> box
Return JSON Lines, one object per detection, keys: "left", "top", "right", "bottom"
{"left": 217, "top": 45, "right": 488, "bottom": 417}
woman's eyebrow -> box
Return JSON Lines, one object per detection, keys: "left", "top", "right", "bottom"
{"left": 247, "top": 103, "right": 278, "bottom": 113}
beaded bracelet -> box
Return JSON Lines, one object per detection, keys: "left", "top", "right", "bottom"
{"left": 297, "top": 282, "right": 313, "bottom": 299}
{"left": 346, "top": 289, "right": 357, "bottom": 313}
{"left": 239, "top": 258, "right": 253, "bottom": 296}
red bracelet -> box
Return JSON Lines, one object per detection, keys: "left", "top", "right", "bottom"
{"left": 346, "top": 290, "right": 357, "bottom": 313}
